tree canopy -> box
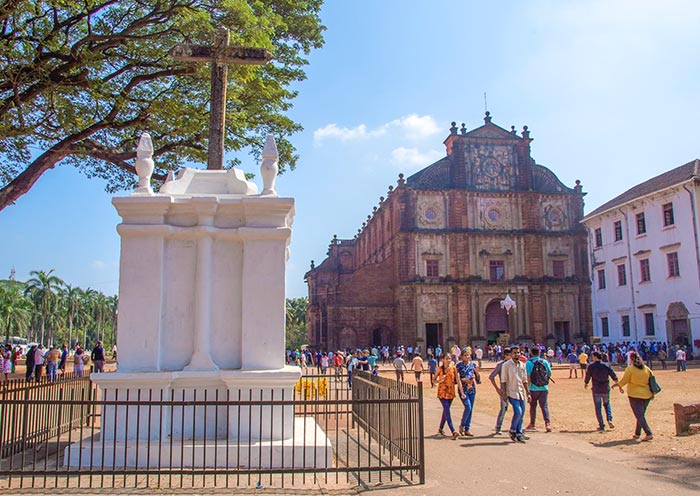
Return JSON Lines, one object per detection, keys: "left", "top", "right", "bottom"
{"left": 0, "top": 0, "right": 325, "bottom": 211}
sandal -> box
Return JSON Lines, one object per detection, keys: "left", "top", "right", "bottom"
{"left": 438, "top": 429, "right": 445, "bottom": 436}
{"left": 452, "top": 431, "right": 460, "bottom": 440}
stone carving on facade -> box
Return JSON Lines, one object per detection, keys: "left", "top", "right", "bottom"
{"left": 416, "top": 195, "right": 445, "bottom": 228}
{"left": 466, "top": 144, "right": 515, "bottom": 191}
{"left": 542, "top": 202, "right": 567, "bottom": 230}
{"left": 133, "top": 132, "right": 155, "bottom": 195}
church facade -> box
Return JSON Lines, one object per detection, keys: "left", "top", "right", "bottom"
{"left": 305, "top": 113, "right": 592, "bottom": 352}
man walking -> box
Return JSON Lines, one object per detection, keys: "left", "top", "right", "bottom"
{"left": 91, "top": 341, "right": 105, "bottom": 373}
{"left": 489, "top": 347, "right": 512, "bottom": 434}
{"left": 525, "top": 347, "right": 553, "bottom": 432}
{"left": 584, "top": 351, "right": 621, "bottom": 432}
{"left": 411, "top": 353, "right": 424, "bottom": 383}
{"left": 393, "top": 353, "right": 407, "bottom": 382}
{"left": 500, "top": 347, "right": 531, "bottom": 442}
{"left": 566, "top": 349, "right": 579, "bottom": 378}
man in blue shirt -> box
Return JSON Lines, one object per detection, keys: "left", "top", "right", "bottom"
{"left": 525, "top": 347, "right": 553, "bottom": 432}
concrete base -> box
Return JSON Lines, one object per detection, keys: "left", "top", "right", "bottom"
{"left": 64, "top": 417, "right": 332, "bottom": 469}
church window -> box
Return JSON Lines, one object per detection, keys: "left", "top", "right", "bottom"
{"left": 621, "top": 315, "right": 631, "bottom": 337}
{"left": 667, "top": 252, "right": 680, "bottom": 277}
{"left": 636, "top": 212, "right": 646, "bottom": 235}
{"left": 662, "top": 203, "right": 674, "bottom": 226}
{"left": 552, "top": 260, "right": 565, "bottom": 278}
{"left": 489, "top": 260, "right": 505, "bottom": 282}
{"left": 601, "top": 317, "right": 609, "bottom": 337}
{"left": 639, "top": 259, "right": 651, "bottom": 282}
{"left": 617, "top": 264, "right": 627, "bottom": 286}
{"left": 426, "top": 259, "right": 439, "bottom": 277}
{"left": 594, "top": 228, "right": 603, "bottom": 247}
{"left": 644, "top": 312, "right": 655, "bottom": 336}
{"left": 597, "top": 269, "right": 606, "bottom": 290}
{"left": 614, "top": 221, "right": 623, "bottom": 242}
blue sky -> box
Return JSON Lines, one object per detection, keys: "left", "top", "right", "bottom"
{"left": 1, "top": 1, "right": 700, "bottom": 298}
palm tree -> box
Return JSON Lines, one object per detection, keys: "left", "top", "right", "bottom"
{"left": 24, "top": 269, "right": 64, "bottom": 345}
{"left": 0, "top": 286, "right": 32, "bottom": 344}
{"left": 62, "top": 284, "right": 82, "bottom": 348}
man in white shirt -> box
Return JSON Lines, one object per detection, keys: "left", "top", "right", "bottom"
{"left": 475, "top": 346, "right": 484, "bottom": 368}
{"left": 34, "top": 345, "right": 46, "bottom": 382}
{"left": 500, "top": 346, "right": 531, "bottom": 442}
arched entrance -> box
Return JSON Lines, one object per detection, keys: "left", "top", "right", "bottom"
{"left": 485, "top": 300, "right": 509, "bottom": 344}
{"left": 667, "top": 302, "right": 690, "bottom": 346}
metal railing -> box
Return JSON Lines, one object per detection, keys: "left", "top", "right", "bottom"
{"left": 0, "top": 370, "right": 424, "bottom": 491}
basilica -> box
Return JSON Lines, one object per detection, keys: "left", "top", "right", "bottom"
{"left": 305, "top": 113, "right": 592, "bottom": 352}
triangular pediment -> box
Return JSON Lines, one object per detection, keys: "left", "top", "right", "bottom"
{"left": 464, "top": 123, "right": 518, "bottom": 140}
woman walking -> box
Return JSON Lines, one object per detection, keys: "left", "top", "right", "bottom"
{"left": 618, "top": 351, "right": 654, "bottom": 441}
{"left": 435, "top": 354, "right": 465, "bottom": 439}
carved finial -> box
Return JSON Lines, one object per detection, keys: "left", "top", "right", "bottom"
{"left": 450, "top": 121, "right": 458, "bottom": 135}
{"left": 522, "top": 125, "right": 530, "bottom": 139}
{"left": 574, "top": 179, "right": 583, "bottom": 193}
{"left": 379, "top": 196, "right": 385, "bottom": 204}
{"left": 133, "top": 132, "right": 155, "bottom": 195}
{"left": 373, "top": 206, "right": 378, "bottom": 213}
{"left": 388, "top": 185, "right": 394, "bottom": 193}
{"left": 362, "top": 222, "right": 366, "bottom": 228}
{"left": 332, "top": 234, "right": 338, "bottom": 244}
{"left": 484, "top": 111, "right": 492, "bottom": 124}
{"left": 310, "top": 260, "right": 315, "bottom": 269}
{"left": 460, "top": 123, "right": 467, "bottom": 135}
{"left": 260, "top": 134, "right": 279, "bottom": 196}
{"left": 397, "top": 173, "right": 405, "bottom": 186}
{"left": 511, "top": 125, "right": 517, "bottom": 136}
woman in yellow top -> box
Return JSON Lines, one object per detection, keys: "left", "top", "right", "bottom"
{"left": 435, "top": 354, "right": 465, "bottom": 439}
{"left": 618, "top": 351, "right": 654, "bottom": 441}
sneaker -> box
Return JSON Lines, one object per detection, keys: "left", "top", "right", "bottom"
{"left": 545, "top": 423, "right": 552, "bottom": 432}
{"left": 515, "top": 434, "right": 527, "bottom": 443}
{"left": 519, "top": 433, "right": 530, "bottom": 440}
{"left": 509, "top": 430, "right": 516, "bottom": 441}
{"left": 596, "top": 427, "right": 605, "bottom": 433}
{"left": 607, "top": 422, "right": 615, "bottom": 429}
{"left": 525, "top": 424, "right": 537, "bottom": 431}
{"left": 495, "top": 428, "right": 503, "bottom": 435}
{"left": 641, "top": 435, "right": 654, "bottom": 442}
{"left": 632, "top": 434, "right": 640, "bottom": 439}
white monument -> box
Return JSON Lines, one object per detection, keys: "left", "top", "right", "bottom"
{"left": 66, "top": 133, "right": 331, "bottom": 468}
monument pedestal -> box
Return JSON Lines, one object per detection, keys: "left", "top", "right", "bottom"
{"left": 64, "top": 136, "right": 332, "bottom": 470}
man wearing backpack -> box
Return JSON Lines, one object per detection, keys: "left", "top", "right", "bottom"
{"left": 525, "top": 347, "right": 553, "bottom": 432}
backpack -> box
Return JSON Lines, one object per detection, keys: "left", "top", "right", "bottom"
{"left": 530, "top": 359, "right": 550, "bottom": 387}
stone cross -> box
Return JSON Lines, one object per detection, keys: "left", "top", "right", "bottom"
{"left": 170, "top": 28, "right": 272, "bottom": 170}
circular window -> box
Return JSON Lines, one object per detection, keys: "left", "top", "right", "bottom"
{"left": 486, "top": 208, "right": 501, "bottom": 223}
{"left": 425, "top": 208, "right": 437, "bottom": 221}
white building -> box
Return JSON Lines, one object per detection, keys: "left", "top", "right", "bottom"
{"left": 582, "top": 159, "right": 700, "bottom": 353}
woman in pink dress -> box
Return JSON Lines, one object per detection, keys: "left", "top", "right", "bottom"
{"left": 2, "top": 345, "right": 12, "bottom": 380}
{"left": 73, "top": 347, "right": 85, "bottom": 377}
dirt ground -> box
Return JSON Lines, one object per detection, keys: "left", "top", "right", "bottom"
{"left": 381, "top": 361, "right": 700, "bottom": 463}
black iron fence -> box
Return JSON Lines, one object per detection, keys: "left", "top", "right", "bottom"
{"left": 0, "top": 370, "right": 424, "bottom": 491}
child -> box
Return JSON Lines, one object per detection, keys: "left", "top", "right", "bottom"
{"left": 372, "top": 365, "right": 379, "bottom": 377}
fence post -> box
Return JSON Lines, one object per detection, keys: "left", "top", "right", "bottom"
{"left": 417, "top": 383, "right": 425, "bottom": 484}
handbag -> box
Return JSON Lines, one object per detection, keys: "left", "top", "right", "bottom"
{"left": 648, "top": 370, "right": 662, "bottom": 394}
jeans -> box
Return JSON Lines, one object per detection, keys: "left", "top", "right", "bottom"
{"left": 593, "top": 392, "right": 613, "bottom": 429}
{"left": 347, "top": 370, "right": 353, "bottom": 389}
{"left": 93, "top": 359, "right": 104, "bottom": 373}
{"left": 629, "top": 397, "right": 652, "bottom": 436}
{"left": 508, "top": 397, "right": 526, "bottom": 435}
{"left": 47, "top": 362, "right": 58, "bottom": 382}
{"left": 460, "top": 388, "right": 476, "bottom": 431}
{"left": 529, "top": 390, "right": 550, "bottom": 425}
{"left": 495, "top": 396, "right": 509, "bottom": 430}
{"left": 439, "top": 398, "right": 455, "bottom": 433}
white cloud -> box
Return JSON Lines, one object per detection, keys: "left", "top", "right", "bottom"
{"left": 390, "top": 147, "right": 442, "bottom": 167}
{"left": 313, "top": 114, "right": 440, "bottom": 145}
{"left": 92, "top": 260, "right": 107, "bottom": 270}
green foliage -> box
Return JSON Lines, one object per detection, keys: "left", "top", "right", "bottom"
{"left": 0, "top": 272, "right": 116, "bottom": 349}
{"left": 0, "top": 0, "right": 325, "bottom": 209}
{"left": 285, "top": 296, "right": 307, "bottom": 351}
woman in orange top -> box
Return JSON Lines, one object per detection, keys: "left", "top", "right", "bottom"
{"left": 435, "top": 354, "right": 465, "bottom": 439}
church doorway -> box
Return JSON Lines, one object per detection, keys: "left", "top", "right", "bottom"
{"left": 670, "top": 319, "right": 690, "bottom": 347}
{"left": 667, "top": 302, "right": 690, "bottom": 346}
{"left": 425, "top": 323, "right": 443, "bottom": 350}
{"left": 372, "top": 328, "right": 382, "bottom": 347}
{"left": 554, "top": 321, "right": 570, "bottom": 344}
{"left": 485, "top": 300, "right": 508, "bottom": 343}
